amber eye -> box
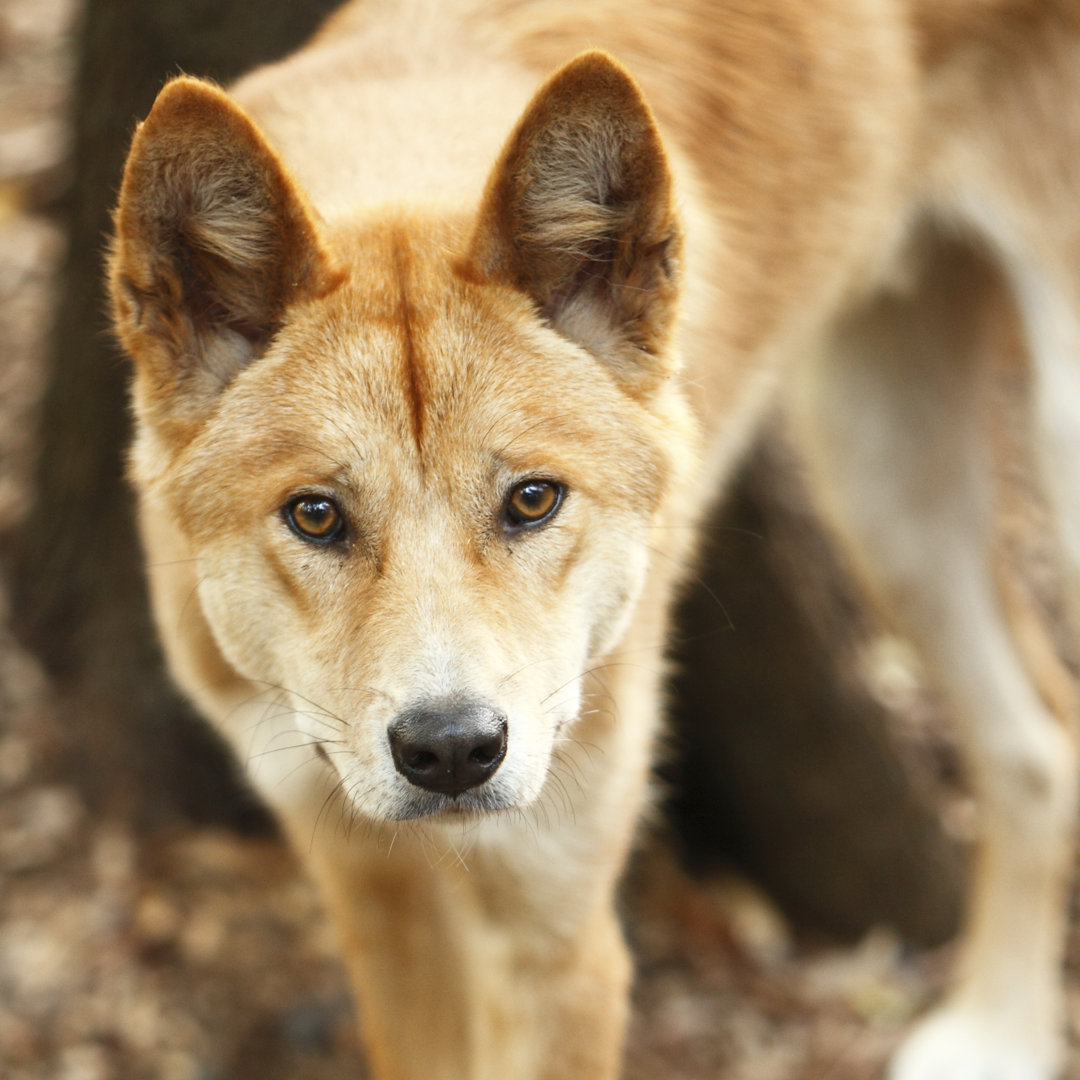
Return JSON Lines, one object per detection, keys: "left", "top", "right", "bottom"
{"left": 285, "top": 496, "right": 345, "bottom": 543}
{"left": 504, "top": 479, "right": 564, "bottom": 529}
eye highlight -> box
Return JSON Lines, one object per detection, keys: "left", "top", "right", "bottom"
{"left": 504, "top": 479, "right": 564, "bottom": 530}
{"left": 284, "top": 495, "right": 345, "bottom": 543}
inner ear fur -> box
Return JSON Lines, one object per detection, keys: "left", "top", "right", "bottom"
{"left": 467, "top": 51, "right": 683, "bottom": 388}
{"left": 109, "top": 75, "right": 342, "bottom": 422}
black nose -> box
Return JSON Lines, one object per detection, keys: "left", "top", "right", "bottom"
{"left": 388, "top": 701, "right": 508, "bottom": 797}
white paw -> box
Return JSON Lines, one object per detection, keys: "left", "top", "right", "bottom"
{"left": 889, "top": 1006, "right": 1061, "bottom": 1080}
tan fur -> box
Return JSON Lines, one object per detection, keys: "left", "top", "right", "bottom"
{"left": 109, "top": 2, "right": 1080, "bottom": 1077}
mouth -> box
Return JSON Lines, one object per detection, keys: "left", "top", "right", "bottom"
{"left": 390, "top": 785, "right": 519, "bottom": 822}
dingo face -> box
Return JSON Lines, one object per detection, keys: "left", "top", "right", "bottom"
{"left": 111, "top": 55, "right": 696, "bottom": 823}
{"left": 157, "top": 224, "right": 674, "bottom": 820}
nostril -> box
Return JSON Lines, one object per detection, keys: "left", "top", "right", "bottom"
{"left": 468, "top": 723, "right": 507, "bottom": 767}
{"left": 406, "top": 749, "right": 439, "bottom": 770}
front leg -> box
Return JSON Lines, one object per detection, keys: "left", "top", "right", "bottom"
{"left": 301, "top": 818, "right": 633, "bottom": 1080}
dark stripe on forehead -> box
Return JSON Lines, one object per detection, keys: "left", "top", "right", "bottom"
{"left": 391, "top": 228, "right": 426, "bottom": 450}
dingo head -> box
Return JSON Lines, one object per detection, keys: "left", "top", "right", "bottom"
{"left": 110, "top": 52, "right": 696, "bottom": 822}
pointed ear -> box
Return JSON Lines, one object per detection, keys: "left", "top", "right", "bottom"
{"left": 467, "top": 51, "right": 682, "bottom": 390}
{"left": 109, "top": 76, "right": 342, "bottom": 423}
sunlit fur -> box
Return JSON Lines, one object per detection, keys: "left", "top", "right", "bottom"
{"left": 111, "top": 2, "right": 1080, "bottom": 1078}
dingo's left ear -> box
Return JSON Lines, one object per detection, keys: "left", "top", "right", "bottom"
{"left": 468, "top": 51, "right": 682, "bottom": 392}
{"left": 109, "top": 76, "right": 342, "bottom": 427}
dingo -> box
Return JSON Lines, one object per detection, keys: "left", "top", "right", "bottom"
{"left": 109, "top": 1, "right": 1080, "bottom": 1076}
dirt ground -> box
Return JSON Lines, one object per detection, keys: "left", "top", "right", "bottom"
{"left": 2, "top": 3, "right": 1079, "bottom": 1078}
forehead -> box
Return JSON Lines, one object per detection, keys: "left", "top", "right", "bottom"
{"left": 180, "top": 218, "right": 664, "bottom": 510}
{"left": 300, "top": 223, "right": 565, "bottom": 463}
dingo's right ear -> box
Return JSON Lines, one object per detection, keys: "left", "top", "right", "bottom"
{"left": 109, "top": 76, "right": 341, "bottom": 427}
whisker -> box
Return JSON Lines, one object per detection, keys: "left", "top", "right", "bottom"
{"left": 490, "top": 411, "right": 579, "bottom": 458}
{"left": 645, "top": 541, "right": 734, "bottom": 630}
{"left": 310, "top": 773, "right": 348, "bottom": 852}
{"left": 246, "top": 735, "right": 336, "bottom": 760}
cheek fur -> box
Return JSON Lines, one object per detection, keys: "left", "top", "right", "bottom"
{"left": 197, "top": 567, "right": 282, "bottom": 682}
{"left": 583, "top": 546, "right": 650, "bottom": 661}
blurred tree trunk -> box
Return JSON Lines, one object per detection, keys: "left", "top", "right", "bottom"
{"left": 7, "top": 0, "right": 960, "bottom": 941}
{"left": 7, "top": 0, "right": 343, "bottom": 826}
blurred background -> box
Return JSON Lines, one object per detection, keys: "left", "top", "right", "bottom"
{"left": 0, "top": 1, "right": 1077, "bottom": 1077}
